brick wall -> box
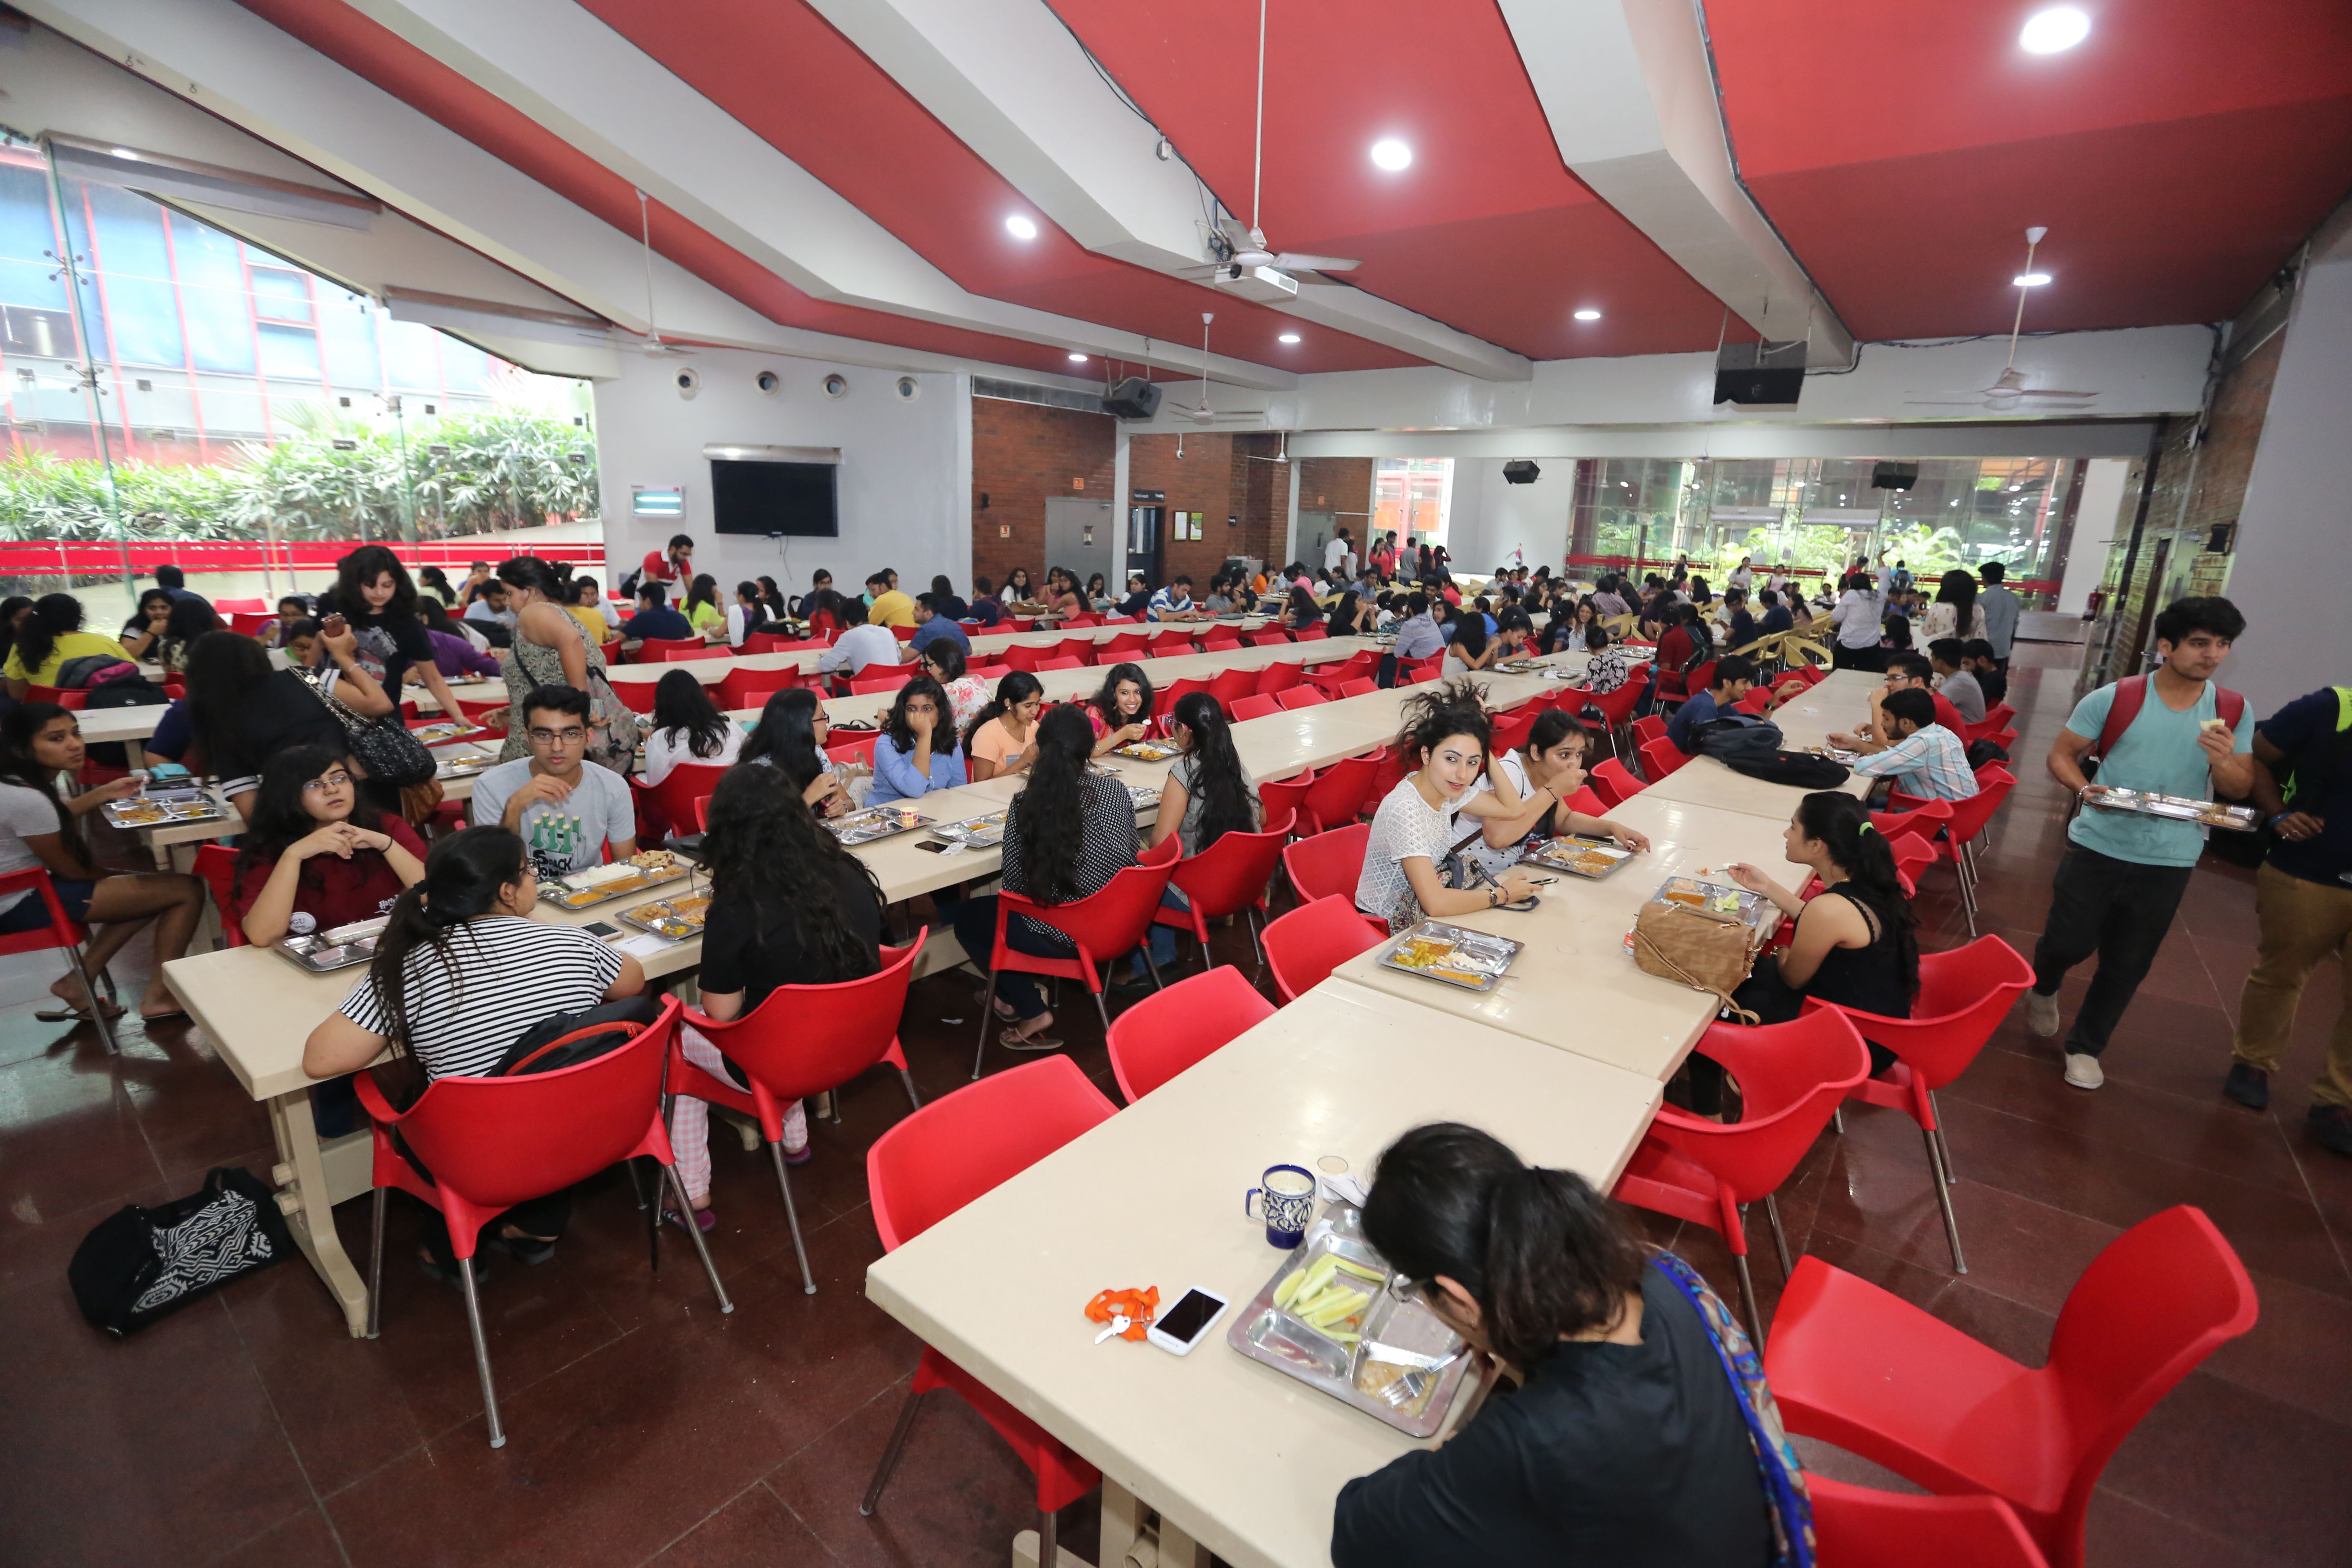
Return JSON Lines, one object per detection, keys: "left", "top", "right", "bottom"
{"left": 2087, "top": 327, "right": 2281, "bottom": 683}
{"left": 969, "top": 396, "right": 1115, "bottom": 588}
{"left": 1126, "top": 432, "right": 1286, "bottom": 583}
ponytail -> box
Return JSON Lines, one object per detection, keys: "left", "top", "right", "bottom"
{"left": 1169, "top": 693, "right": 1256, "bottom": 847}
{"left": 1361, "top": 1123, "right": 1644, "bottom": 1370}
{"left": 1796, "top": 791, "right": 1919, "bottom": 1000}
{"left": 13, "top": 593, "right": 83, "bottom": 676}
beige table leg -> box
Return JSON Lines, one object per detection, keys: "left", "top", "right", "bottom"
{"left": 1019, "top": 1481, "right": 1205, "bottom": 1568}
{"left": 266, "top": 1087, "right": 372, "bottom": 1338}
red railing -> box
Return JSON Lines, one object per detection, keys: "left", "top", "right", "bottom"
{"left": 0, "top": 538, "right": 605, "bottom": 575}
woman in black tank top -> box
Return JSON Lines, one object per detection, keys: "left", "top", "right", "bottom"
{"left": 1676, "top": 793, "right": 1920, "bottom": 1114}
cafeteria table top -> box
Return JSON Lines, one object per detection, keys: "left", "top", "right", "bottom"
{"left": 864, "top": 978, "right": 1662, "bottom": 1568}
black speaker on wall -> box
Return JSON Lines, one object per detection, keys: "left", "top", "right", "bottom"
{"left": 1105, "top": 377, "right": 1163, "bottom": 420}
{"left": 1501, "top": 460, "right": 1541, "bottom": 485}
{"left": 1871, "top": 462, "right": 1920, "bottom": 491}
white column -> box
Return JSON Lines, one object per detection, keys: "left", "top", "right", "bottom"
{"left": 1283, "top": 458, "right": 1302, "bottom": 571}
{"left": 2057, "top": 458, "right": 2126, "bottom": 615}
{"left": 2221, "top": 225, "right": 2352, "bottom": 715}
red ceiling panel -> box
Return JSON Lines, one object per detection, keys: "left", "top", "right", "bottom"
{"left": 1043, "top": 0, "right": 1733, "bottom": 358}
{"left": 570, "top": 0, "right": 1417, "bottom": 372}
{"left": 231, "top": 0, "right": 1205, "bottom": 380}
{"left": 1707, "top": 0, "right": 2352, "bottom": 338}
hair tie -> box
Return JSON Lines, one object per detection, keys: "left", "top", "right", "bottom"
{"left": 1858, "top": 822, "right": 1875, "bottom": 835}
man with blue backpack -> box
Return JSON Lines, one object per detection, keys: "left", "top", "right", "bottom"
{"left": 2029, "top": 598, "right": 2255, "bottom": 1090}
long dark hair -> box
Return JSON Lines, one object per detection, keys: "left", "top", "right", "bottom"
{"left": 920, "top": 637, "right": 969, "bottom": 684}
{"left": 1796, "top": 791, "right": 1919, "bottom": 1000}
{"left": 334, "top": 543, "right": 417, "bottom": 623}
{"left": 702, "top": 766, "right": 883, "bottom": 988}
{"left": 1286, "top": 586, "right": 1322, "bottom": 624}
{"left": 495, "top": 555, "right": 563, "bottom": 600}
{"left": 685, "top": 572, "right": 720, "bottom": 618}
{"left": 882, "top": 675, "right": 956, "bottom": 756}
{"left": 1167, "top": 693, "right": 1256, "bottom": 849}
{"left": 757, "top": 575, "right": 784, "bottom": 615}
{"left": 158, "top": 595, "right": 221, "bottom": 663}
{"left": 1399, "top": 677, "right": 1491, "bottom": 760}
{"left": 234, "top": 743, "right": 378, "bottom": 888}
{"left": 0, "top": 702, "right": 78, "bottom": 837}
{"left": 1935, "top": 568, "right": 1978, "bottom": 633}
{"left": 733, "top": 580, "right": 770, "bottom": 633}
{"left": 1361, "top": 1123, "right": 1645, "bottom": 1368}
{"left": 123, "top": 588, "right": 174, "bottom": 638}
{"left": 418, "top": 566, "right": 456, "bottom": 602}
{"left": 1450, "top": 616, "right": 1487, "bottom": 662}
{"left": 365, "top": 827, "right": 530, "bottom": 1076}
{"left": 0, "top": 595, "right": 33, "bottom": 665}
{"left": 739, "top": 686, "right": 828, "bottom": 790}
{"left": 964, "top": 669, "right": 1045, "bottom": 756}
{"left": 13, "top": 593, "right": 85, "bottom": 675}
{"left": 183, "top": 630, "right": 277, "bottom": 777}
{"left": 1089, "top": 662, "right": 1154, "bottom": 733}
{"left": 651, "top": 668, "right": 731, "bottom": 759}
{"left": 1007, "top": 705, "right": 1097, "bottom": 904}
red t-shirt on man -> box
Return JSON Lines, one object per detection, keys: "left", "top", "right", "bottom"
{"left": 232, "top": 815, "right": 429, "bottom": 935}
{"left": 641, "top": 549, "right": 686, "bottom": 584}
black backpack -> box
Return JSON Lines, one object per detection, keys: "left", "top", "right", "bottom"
{"left": 1725, "top": 750, "right": 1853, "bottom": 789}
{"left": 56, "top": 653, "right": 136, "bottom": 689}
{"left": 492, "top": 994, "right": 663, "bottom": 1076}
{"left": 1698, "top": 715, "right": 1786, "bottom": 768}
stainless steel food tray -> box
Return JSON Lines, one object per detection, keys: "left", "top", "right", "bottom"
{"left": 2080, "top": 785, "right": 2261, "bottom": 831}
{"left": 1376, "top": 920, "right": 1524, "bottom": 992}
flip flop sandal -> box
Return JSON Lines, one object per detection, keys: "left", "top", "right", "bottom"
{"left": 1000, "top": 1022, "right": 1063, "bottom": 1051}
{"left": 34, "top": 1001, "right": 126, "bottom": 1022}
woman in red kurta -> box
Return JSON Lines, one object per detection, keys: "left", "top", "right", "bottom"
{"left": 234, "top": 744, "right": 428, "bottom": 946}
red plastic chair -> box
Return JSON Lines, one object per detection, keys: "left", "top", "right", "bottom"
{"left": 1292, "top": 624, "right": 1330, "bottom": 642}
{"left": 824, "top": 731, "right": 880, "bottom": 769}
{"left": 1230, "top": 693, "right": 1280, "bottom": 722}
{"left": 669, "top": 938, "right": 926, "bottom": 1292}
{"left": 1890, "top": 769, "right": 2014, "bottom": 935}
{"left": 1490, "top": 706, "right": 1538, "bottom": 756}
{"left": 862, "top": 1057, "right": 1118, "bottom": 1563}
{"left": 1200, "top": 628, "right": 1243, "bottom": 653}
{"left": 1808, "top": 1477, "right": 2049, "bottom": 1568}
{"left": 1632, "top": 714, "right": 1668, "bottom": 749}
{"left": 0, "top": 866, "right": 120, "bottom": 1052}
{"left": 352, "top": 998, "right": 729, "bottom": 1447}
{"left": 1246, "top": 628, "right": 1292, "bottom": 647}
{"left": 1299, "top": 753, "right": 1380, "bottom": 835}
{"left": 192, "top": 844, "right": 247, "bottom": 950}
{"left": 848, "top": 665, "right": 917, "bottom": 695}
{"left": 1801, "top": 935, "right": 2034, "bottom": 1272}
{"left": 742, "top": 631, "right": 828, "bottom": 655}
{"left": 1869, "top": 797, "right": 1954, "bottom": 845}
{"left": 1155, "top": 676, "right": 1213, "bottom": 726}
{"left": 715, "top": 664, "right": 801, "bottom": 710}
{"left": 1684, "top": 660, "right": 1717, "bottom": 699}
{"left": 1258, "top": 768, "right": 1317, "bottom": 838}
{"left": 1000, "top": 642, "right": 1053, "bottom": 673}
{"left": 632, "top": 636, "right": 705, "bottom": 664}
{"left": 1207, "top": 666, "right": 1258, "bottom": 708}
{"left": 1061, "top": 613, "right": 1102, "bottom": 629}
{"left": 1306, "top": 651, "right": 1379, "bottom": 698}
{"left": 1147, "top": 628, "right": 1196, "bottom": 655}
{"left": 1102, "top": 632, "right": 1150, "bottom": 662}
{"left": 972, "top": 837, "right": 1181, "bottom": 1075}
{"left": 1264, "top": 895, "right": 1388, "bottom": 1003}
{"left": 1106, "top": 964, "right": 1276, "bottom": 1102}
{"left": 1037, "top": 656, "right": 1085, "bottom": 673}
{"left": 1579, "top": 677, "right": 1644, "bottom": 752}
{"left": 1339, "top": 677, "right": 1377, "bottom": 698}
{"left": 1588, "top": 758, "right": 1646, "bottom": 809}
{"left": 1765, "top": 1207, "right": 2258, "bottom": 1568}
{"left": 1276, "top": 686, "right": 1326, "bottom": 712}
{"left": 1403, "top": 654, "right": 1444, "bottom": 684}
{"left": 1152, "top": 809, "right": 1295, "bottom": 974}
{"left": 888, "top": 624, "right": 919, "bottom": 643}
{"left": 1639, "top": 736, "right": 1691, "bottom": 781}
{"left": 1254, "top": 660, "right": 1304, "bottom": 698}
{"left": 1735, "top": 687, "right": 1775, "bottom": 714}
{"left": 1563, "top": 784, "right": 1607, "bottom": 817}
{"left": 631, "top": 761, "right": 731, "bottom": 845}
{"left": 1610, "top": 1010, "right": 1871, "bottom": 1345}
{"left": 1283, "top": 821, "right": 1370, "bottom": 905}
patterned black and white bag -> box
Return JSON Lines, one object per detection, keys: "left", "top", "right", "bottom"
{"left": 69, "top": 1167, "right": 294, "bottom": 1336}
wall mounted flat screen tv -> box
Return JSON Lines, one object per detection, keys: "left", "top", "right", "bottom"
{"left": 710, "top": 458, "right": 837, "bottom": 537}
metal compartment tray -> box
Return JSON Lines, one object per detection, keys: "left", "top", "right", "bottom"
{"left": 928, "top": 811, "right": 1009, "bottom": 849}
{"left": 1376, "top": 920, "right": 1523, "bottom": 992}
{"left": 2080, "top": 785, "right": 2260, "bottom": 831}
{"left": 827, "top": 805, "right": 931, "bottom": 846}
{"left": 617, "top": 891, "right": 712, "bottom": 942}
{"left": 539, "top": 859, "right": 693, "bottom": 910}
{"left": 1225, "top": 1205, "right": 1475, "bottom": 1439}
{"left": 1522, "top": 835, "right": 1637, "bottom": 880}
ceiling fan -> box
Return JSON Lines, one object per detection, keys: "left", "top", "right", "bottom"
{"left": 1174, "top": 313, "right": 1268, "bottom": 423}
{"left": 627, "top": 189, "right": 696, "bottom": 359}
{"left": 1907, "top": 227, "right": 2096, "bottom": 410}
{"left": 1182, "top": 0, "right": 1360, "bottom": 282}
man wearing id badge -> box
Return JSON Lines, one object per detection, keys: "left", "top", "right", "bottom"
{"left": 2028, "top": 598, "right": 2254, "bottom": 1090}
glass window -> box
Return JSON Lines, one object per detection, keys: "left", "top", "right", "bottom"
{"left": 256, "top": 321, "right": 321, "bottom": 382}
{"left": 384, "top": 318, "right": 443, "bottom": 390}
{"left": 316, "top": 289, "right": 381, "bottom": 388}
{"left": 0, "top": 158, "right": 71, "bottom": 315}
{"left": 82, "top": 184, "right": 182, "bottom": 368}
{"left": 166, "top": 213, "right": 256, "bottom": 375}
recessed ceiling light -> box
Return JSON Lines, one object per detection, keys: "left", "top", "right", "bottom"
{"left": 111, "top": 147, "right": 137, "bottom": 159}
{"left": 1067, "top": 352, "right": 1088, "bottom": 362}
{"left": 2019, "top": 7, "right": 2090, "bottom": 54}
{"left": 2013, "top": 272, "right": 2052, "bottom": 287}
{"left": 1369, "top": 139, "right": 1412, "bottom": 172}
{"left": 1004, "top": 214, "right": 1038, "bottom": 240}
{"left": 1277, "top": 332, "right": 1302, "bottom": 344}
{"left": 1572, "top": 308, "right": 1602, "bottom": 322}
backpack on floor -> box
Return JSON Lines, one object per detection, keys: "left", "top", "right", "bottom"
{"left": 69, "top": 1167, "right": 295, "bottom": 1336}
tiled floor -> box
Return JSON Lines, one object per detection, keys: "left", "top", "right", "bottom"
{"left": 2, "top": 640, "right": 2346, "bottom": 1568}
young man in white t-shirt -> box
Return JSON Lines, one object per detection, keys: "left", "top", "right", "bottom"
{"left": 470, "top": 686, "right": 639, "bottom": 877}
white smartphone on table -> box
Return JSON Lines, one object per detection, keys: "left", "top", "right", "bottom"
{"left": 1146, "top": 1285, "right": 1230, "bottom": 1357}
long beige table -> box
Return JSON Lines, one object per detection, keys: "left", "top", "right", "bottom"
{"left": 1330, "top": 791, "right": 1809, "bottom": 1082}
{"left": 864, "top": 979, "right": 1662, "bottom": 1568}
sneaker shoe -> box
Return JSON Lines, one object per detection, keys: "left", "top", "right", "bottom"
{"left": 2310, "top": 1104, "right": 2352, "bottom": 1158}
{"left": 2026, "top": 991, "right": 2061, "bottom": 1038}
{"left": 2063, "top": 1052, "right": 2105, "bottom": 1091}
{"left": 2222, "top": 1062, "right": 2270, "bottom": 1111}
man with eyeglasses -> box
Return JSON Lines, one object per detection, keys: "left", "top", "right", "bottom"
{"left": 469, "top": 686, "right": 638, "bottom": 877}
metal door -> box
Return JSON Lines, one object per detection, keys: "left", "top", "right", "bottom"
{"left": 1045, "top": 497, "right": 1114, "bottom": 597}
{"left": 1126, "top": 503, "right": 1165, "bottom": 588}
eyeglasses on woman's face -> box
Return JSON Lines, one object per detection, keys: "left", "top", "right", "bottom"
{"left": 301, "top": 771, "right": 354, "bottom": 795}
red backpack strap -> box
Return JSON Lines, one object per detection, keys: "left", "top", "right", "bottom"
{"left": 2091, "top": 675, "right": 2147, "bottom": 762}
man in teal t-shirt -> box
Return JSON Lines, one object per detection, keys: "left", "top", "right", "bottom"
{"left": 2029, "top": 598, "right": 2255, "bottom": 1089}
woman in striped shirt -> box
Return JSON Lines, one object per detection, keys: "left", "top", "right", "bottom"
{"left": 303, "top": 827, "right": 645, "bottom": 1283}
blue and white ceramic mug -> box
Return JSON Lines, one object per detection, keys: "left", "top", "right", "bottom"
{"left": 1245, "top": 1163, "right": 1318, "bottom": 1249}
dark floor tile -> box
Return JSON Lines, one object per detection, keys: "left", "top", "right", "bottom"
{"left": 2100, "top": 1368, "right": 2352, "bottom": 1567}
{"left": 642, "top": 1483, "right": 835, "bottom": 1567}
{"left": 2085, "top": 1489, "right": 2278, "bottom": 1568}
{"left": 202, "top": 1504, "right": 348, "bottom": 1568}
